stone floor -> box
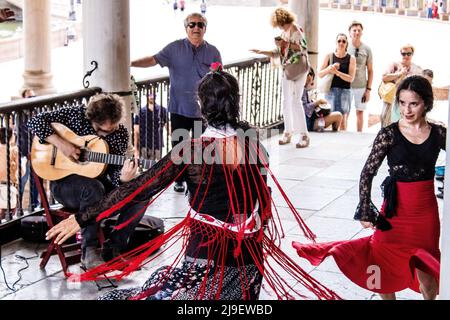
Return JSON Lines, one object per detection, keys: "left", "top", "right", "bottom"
{"left": 0, "top": 130, "right": 445, "bottom": 300}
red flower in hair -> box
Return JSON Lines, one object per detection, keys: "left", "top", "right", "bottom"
{"left": 210, "top": 62, "right": 223, "bottom": 72}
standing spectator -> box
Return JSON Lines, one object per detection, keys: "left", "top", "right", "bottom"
{"left": 0, "top": 8, "right": 14, "bottom": 22}
{"left": 133, "top": 92, "right": 168, "bottom": 163}
{"left": 380, "top": 44, "right": 422, "bottom": 127}
{"left": 347, "top": 21, "right": 373, "bottom": 132}
{"left": 432, "top": 0, "right": 439, "bottom": 18}
{"left": 293, "top": 76, "right": 444, "bottom": 300}
{"left": 318, "top": 33, "right": 356, "bottom": 131}
{"left": 438, "top": 0, "right": 447, "bottom": 19}
{"left": 0, "top": 127, "right": 19, "bottom": 220}
{"left": 173, "top": 0, "right": 178, "bottom": 13}
{"left": 251, "top": 8, "right": 311, "bottom": 148}
{"left": 200, "top": 0, "right": 207, "bottom": 15}
{"left": 131, "top": 13, "right": 222, "bottom": 193}
{"left": 426, "top": 0, "right": 434, "bottom": 18}
{"left": 180, "top": 0, "right": 185, "bottom": 12}
{"left": 302, "top": 68, "right": 343, "bottom": 132}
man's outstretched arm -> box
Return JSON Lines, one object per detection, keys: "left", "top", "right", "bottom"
{"left": 131, "top": 56, "right": 157, "bottom": 68}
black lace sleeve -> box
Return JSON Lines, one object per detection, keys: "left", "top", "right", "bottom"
{"left": 75, "top": 144, "right": 186, "bottom": 227}
{"left": 436, "top": 124, "right": 447, "bottom": 151}
{"left": 354, "top": 126, "right": 394, "bottom": 223}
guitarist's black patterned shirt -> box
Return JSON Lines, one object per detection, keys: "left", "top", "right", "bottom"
{"left": 27, "top": 105, "right": 129, "bottom": 187}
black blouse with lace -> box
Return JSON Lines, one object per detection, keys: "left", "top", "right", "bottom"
{"left": 355, "top": 121, "right": 446, "bottom": 223}
{"left": 77, "top": 137, "right": 269, "bottom": 265}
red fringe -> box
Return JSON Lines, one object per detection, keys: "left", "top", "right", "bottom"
{"left": 68, "top": 138, "right": 338, "bottom": 300}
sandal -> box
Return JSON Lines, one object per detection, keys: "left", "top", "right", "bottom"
{"left": 296, "top": 135, "right": 310, "bottom": 148}
{"left": 279, "top": 133, "right": 292, "bottom": 145}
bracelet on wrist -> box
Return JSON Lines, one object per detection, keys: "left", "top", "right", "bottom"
{"left": 366, "top": 87, "right": 371, "bottom": 91}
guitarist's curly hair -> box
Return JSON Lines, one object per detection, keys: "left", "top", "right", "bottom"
{"left": 86, "top": 93, "right": 124, "bottom": 125}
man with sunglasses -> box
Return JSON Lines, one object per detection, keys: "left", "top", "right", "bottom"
{"left": 131, "top": 12, "right": 221, "bottom": 193}
{"left": 380, "top": 44, "right": 422, "bottom": 127}
{"left": 347, "top": 21, "right": 373, "bottom": 132}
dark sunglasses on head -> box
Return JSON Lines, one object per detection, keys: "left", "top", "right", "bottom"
{"left": 187, "top": 21, "right": 205, "bottom": 29}
{"left": 337, "top": 39, "right": 347, "bottom": 44}
{"left": 355, "top": 48, "right": 359, "bottom": 58}
{"left": 401, "top": 52, "right": 413, "bottom": 57}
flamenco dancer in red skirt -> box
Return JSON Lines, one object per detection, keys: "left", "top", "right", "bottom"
{"left": 293, "top": 75, "right": 446, "bottom": 300}
{"left": 45, "top": 64, "right": 340, "bottom": 300}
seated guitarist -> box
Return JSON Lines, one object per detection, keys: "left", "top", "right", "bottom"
{"left": 27, "top": 93, "right": 147, "bottom": 270}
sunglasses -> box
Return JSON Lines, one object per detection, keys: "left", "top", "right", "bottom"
{"left": 187, "top": 21, "right": 206, "bottom": 29}
{"left": 401, "top": 52, "right": 413, "bottom": 57}
{"left": 355, "top": 48, "right": 359, "bottom": 58}
{"left": 337, "top": 39, "right": 347, "bottom": 44}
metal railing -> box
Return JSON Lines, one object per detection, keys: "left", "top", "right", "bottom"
{"left": 0, "top": 56, "right": 282, "bottom": 228}
{"left": 133, "top": 56, "right": 283, "bottom": 157}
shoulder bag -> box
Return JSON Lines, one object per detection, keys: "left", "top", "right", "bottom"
{"left": 318, "top": 54, "right": 334, "bottom": 94}
{"left": 282, "top": 25, "right": 310, "bottom": 81}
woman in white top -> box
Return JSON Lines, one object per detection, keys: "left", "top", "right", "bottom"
{"left": 251, "top": 8, "right": 310, "bottom": 148}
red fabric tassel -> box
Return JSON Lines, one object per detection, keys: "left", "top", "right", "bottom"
{"left": 67, "top": 138, "right": 339, "bottom": 300}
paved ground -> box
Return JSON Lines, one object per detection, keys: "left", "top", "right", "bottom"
{"left": 0, "top": 130, "right": 446, "bottom": 300}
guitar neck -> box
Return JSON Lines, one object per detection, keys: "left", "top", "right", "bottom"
{"left": 84, "top": 151, "right": 154, "bottom": 170}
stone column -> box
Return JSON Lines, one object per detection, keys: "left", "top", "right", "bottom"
{"left": 82, "top": 0, "right": 133, "bottom": 152}
{"left": 22, "top": 0, "right": 55, "bottom": 95}
{"left": 289, "top": 0, "right": 319, "bottom": 73}
{"left": 396, "top": 0, "right": 406, "bottom": 14}
{"left": 383, "top": 0, "right": 397, "bottom": 13}
{"left": 440, "top": 87, "right": 450, "bottom": 299}
{"left": 405, "top": 0, "right": 419, "bottom": 15}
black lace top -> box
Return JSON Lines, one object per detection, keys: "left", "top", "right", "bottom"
{"left": 354, "top": 121, "right": 446, "bottom": 223}
{"left": 77, "top": 137, "right": 269, "bottom": 265}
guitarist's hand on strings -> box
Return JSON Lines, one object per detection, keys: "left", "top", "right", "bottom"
{"left": 46, "top": 134, "right": 81, "bottom": 163}
{"left": 120, "top": 158, "right": 138, "bottom": 183}
{"left": 60, "top": 140, "right": 81, "bottom": 163}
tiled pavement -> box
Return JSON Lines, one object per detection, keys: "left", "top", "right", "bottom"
{"left": 1, "top": 130, "right": 445, "bottom": 300}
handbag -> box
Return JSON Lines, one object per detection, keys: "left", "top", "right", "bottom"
{"left": 378, "top": 81, "right": 397, "bottom": 105}
{"left": 317, "top": 54, "right": 334, "bottom": 94}
{"left": 282, "top": 26, "right": 310, "bottom": 81}
{"left": 283, "top": 52, "right": 309, "bottom": 81}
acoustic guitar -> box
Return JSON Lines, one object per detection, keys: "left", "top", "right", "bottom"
{"left": 31, "top": 123, "right": 154, "bottom": 181}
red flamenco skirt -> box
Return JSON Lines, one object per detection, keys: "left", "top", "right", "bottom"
{"left": 292, "top": 180, "right": 441, "bottom": 294}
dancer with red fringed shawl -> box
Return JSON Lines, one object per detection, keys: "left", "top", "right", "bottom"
{"left": 45, "top": 63, "right": 340, "bottom": 300}
{"left": 293, "top": 75, "right": 445, "bottom": 300}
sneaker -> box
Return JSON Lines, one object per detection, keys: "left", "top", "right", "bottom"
{"left": 81, "top": 247, "right": 104, "bottom": 270}
{"left": 174, "top": 181, "right": 185, "bottom": 193}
